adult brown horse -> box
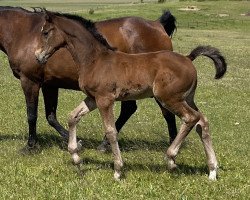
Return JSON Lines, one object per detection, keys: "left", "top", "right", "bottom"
{"left": 0, "top": 6, "right": 176, "bottom": 150}
{"left": 35, "top": 11, "right": 226, "bottom": 180}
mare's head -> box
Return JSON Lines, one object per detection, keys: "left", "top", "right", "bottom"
{"left": 35, "top": 10, "right": 66, "bottom": 64}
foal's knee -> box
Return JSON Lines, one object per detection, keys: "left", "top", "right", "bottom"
{"left": 68, "top": 112, "right": 79, "bottom": 127}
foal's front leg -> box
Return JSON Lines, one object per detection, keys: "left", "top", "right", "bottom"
{"left": 96, "top": 97, "right": 123, "bottom": 180}
{"left": 68, "top": 97, "right": 96, "bottom": 165}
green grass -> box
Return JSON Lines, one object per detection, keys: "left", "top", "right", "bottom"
{"left": 0, "top": 1, "right": 250, "bottom": 199}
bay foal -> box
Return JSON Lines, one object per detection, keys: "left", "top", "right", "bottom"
{"left": 35, "top": 11, "right": 227, "bottom": 180}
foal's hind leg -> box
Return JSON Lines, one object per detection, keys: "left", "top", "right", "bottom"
{"left": 187, "top": 95, "right": 218, "bottom": 180}
{"left": 155, "top": 99, "right": 177, "bottom": 143}
{"left": 195, "top": 114, "right": 218, "bottom": 180}
{"left": 68, "top": 97, "right": 96, "bottom": 165}
{"left": 163, "top": 101, "right": 200, "bottom": 170}
{"left": 96, "top": 97, "right": 123, "bottom": 180}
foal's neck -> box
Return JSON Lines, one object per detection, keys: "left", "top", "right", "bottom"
{"left": 65, "top": 26, "right": 110, "bottom": 69}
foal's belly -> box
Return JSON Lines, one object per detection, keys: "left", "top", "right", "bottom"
{"left": 115, "top": 86, "right": 153, "bottom": 101}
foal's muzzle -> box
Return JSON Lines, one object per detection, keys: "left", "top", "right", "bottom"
{"left": 35, "top": 49, "right": 50, "bottom": 64}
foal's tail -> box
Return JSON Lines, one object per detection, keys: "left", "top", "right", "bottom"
{"left": 158, "top": 10, "right": 177, "bottom": 38}
{"left": 187, "top": 46, "right": 227, "bottom": 79}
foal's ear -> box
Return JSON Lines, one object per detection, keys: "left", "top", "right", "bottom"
{"left": 42, "top": 8, "right": 53, "bottom": 23}
{"left": 45, "top": 12, "right": 53, "bottom": 23}
{"left": 45, "top": 13, "right": 52, "bottom": 22}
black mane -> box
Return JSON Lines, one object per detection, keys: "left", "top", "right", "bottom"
{"left": 46, "top": 10, "right": 115, "bottom": 51}
{"left": 0, "top": 6, "right": 32, "bottom": 12}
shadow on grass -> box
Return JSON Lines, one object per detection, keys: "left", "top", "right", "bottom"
{"left": 0, "top": 134, "right": 24, "bottom": 141}
{"left": 71, "top": 156, "right": 209, "bottom": 179}
{"left": 0, "top": 133, "right": 210, "bottom": 177}
{"left": 0, "top": 132, "right": 190, "bottom": 155}
{"left": 0, "top": 132, "right": 66, "bottom": 155}
{"left": 76, "top": 136, "right": 192, "bottom": 153}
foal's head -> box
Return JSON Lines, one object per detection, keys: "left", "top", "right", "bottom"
{"left": 35, "top": 10, "right": 66, "bottom": 64}
{"left": 35, "top": 9, "right": 115, "bottom": 64}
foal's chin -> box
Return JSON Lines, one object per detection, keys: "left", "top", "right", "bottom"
{"left": 36, "top": 57, "right": 47, "bottom": 64}
{"left": 35, "top": 53, "right": 50, "bottom": 64}
{"left": 35, "top": 49, "right": 52, "bottom": 64}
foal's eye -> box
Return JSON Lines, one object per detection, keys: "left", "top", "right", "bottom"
{"left": 42, "top": 31, "right": 49, "bottom": 38}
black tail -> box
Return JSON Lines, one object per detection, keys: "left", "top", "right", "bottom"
{"left": 187, "top": 46, "right": 227, "bottom": 79}
{"left": 158, "top": 10, "right": 177, "bottom": 38}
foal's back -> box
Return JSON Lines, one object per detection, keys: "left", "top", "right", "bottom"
{"left": 79, "top": 50, "right": 195, "bottom": 101}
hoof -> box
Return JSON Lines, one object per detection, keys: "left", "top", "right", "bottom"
{"left": 208, "top": 169, "right": 217, "bottom": 180}
{"left": 71, "top": 152, "right": 82, "bottom": 166}
{"left": 168, "top": 163, "right": 178, "bottom": 171}
{"left": 166, "top": 157, "right": 177, "bottom": 171}
{"left": 73, "top": 158, "right": 83, "bottom": 166}
{"left": 114, "top": 171, "right": 121, "bottom": 181}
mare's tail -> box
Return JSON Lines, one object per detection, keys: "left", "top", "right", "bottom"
{"left": 187, "top": 46, "right": 227, "bottom": 79}
{"left": 158, "top": 10, "right": 177, "bottom": 38}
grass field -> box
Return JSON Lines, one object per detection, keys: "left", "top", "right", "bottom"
{"left": 0, "top": 1, "right": 250, "bottom": 199}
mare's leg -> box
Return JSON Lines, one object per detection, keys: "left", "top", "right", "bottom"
{"left": 155, "top": 99, "right": 177, "bottom": 143}
{"left": 42, "top": 85, "right": 68, "bottom": 139}
{"left": 20, "top": 76, "right": 40, "bottom": 148}
{"left": 115, "top": 100, "right": 137, "bottom": 132}
{"left": 97, "top": 100, "right": 137, "bottom": 151}
{"left": 68, "top": 97, "right": 96, "bottom": 165}
{"left": 96, "top": 97, "right": 123, "bottom": 180}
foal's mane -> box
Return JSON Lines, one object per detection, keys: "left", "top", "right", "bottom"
{"left": 42, "top": 9, "right": 115, "bottom": 51}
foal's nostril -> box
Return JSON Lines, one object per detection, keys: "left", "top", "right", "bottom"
{"left": 35, "top": 54, "right": 46, "bottom": 64}
{"left": 34, "top": 49, "right": 48, "bottom": 64}
{"left": 36, "top": 56, "right": 43, "bottom": 64}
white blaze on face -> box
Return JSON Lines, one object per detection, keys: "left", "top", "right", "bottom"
{"left": 41, "top": 22, "right": 46, "bottom": 32}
